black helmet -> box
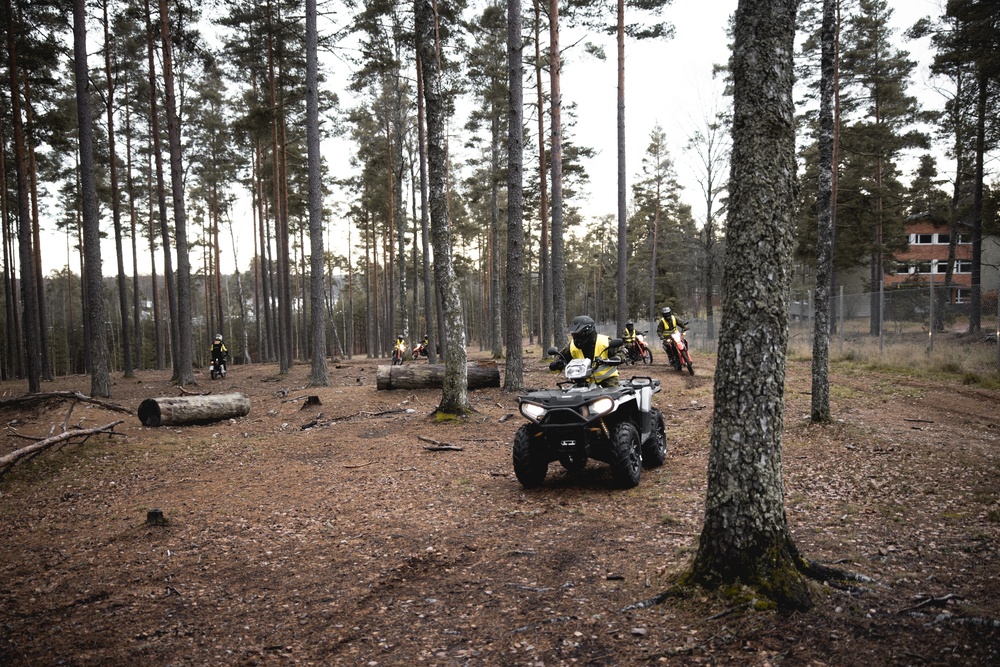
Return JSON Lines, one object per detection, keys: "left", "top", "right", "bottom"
{"left": 661, "top": 307, "right": 672, "bottom": 317}
{"left": 626, "top": 320, "right": 634, "bottom": 327}
{"left": 569, "top": 315, "right": 596, "bottom": 345}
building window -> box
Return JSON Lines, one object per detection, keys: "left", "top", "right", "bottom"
{"left": 955, "top": 260, "right": 972, "bottom": 274}
{"left": 911, "top": 233, "right": 934, "bottom": 244}
{"left": 957, "top": 234, "right": 971, "bottom": 244}
{"left": 955, "top": 289, "right": 971, "bottom": 304}
{"left": 936, "top": 234, "right": 950, "bottom": 245}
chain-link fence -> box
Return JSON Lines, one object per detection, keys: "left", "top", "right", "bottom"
{"left": 597, "top": 283, "right": 1000, "bottom": 376}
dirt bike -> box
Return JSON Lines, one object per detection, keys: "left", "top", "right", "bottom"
{"left": 391, "top": 344, "right": 406, "bottom": 365}
{"left": 210, "top": 357, "right": 227, "bottom": 380}
{"left": 411, "top": 341, "right": 429, "bottom": 360}
{"left": 661, "top": 330, "right": 694, "bottom": 375}
{"left": 624, "top": 332, "right": 653, "bottom": 365}
{"left": 512, "top": 344, "right": 667, "bottom": 489}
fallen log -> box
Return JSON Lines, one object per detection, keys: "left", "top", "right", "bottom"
{"left": 376, "top": 362, "right": 500, "bottom": 391}
{"left": 137, "top": 392, "right": 251, "bottom": 427}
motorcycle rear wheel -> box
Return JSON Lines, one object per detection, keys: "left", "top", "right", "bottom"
{"left": 513, "top": 425, "right": 548, "bottom": 489}
{"left": 609, "top": 422, "right": 641, "bottom": 488}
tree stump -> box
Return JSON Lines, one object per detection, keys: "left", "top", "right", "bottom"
{"left": 376, "top": 362, "right": 500, "bottom": 391}
{"left": 137, "top": 393, "right": 251, "bottom": 427}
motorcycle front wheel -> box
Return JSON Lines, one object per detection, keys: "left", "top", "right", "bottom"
{"left": 513, "top": 425, "right": 548, "bottom": 489}
{"left": 641, "top": 348, "right": 652, "bottom": 365}
{"left": 609, "top": 422, "right": 641, "bottom": 489}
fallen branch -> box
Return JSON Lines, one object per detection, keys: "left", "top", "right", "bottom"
{"left": 0, "top": 391, "right": 131, "bottom": 415}
{"left": 344, "top": 461, "right": 376, "bottom": 469}
{"left": 0, "top": 420, "right": 124, "bottom": 476}
{"left": 903, "top": 418, "right": 934, "bottom": 424}
{"left": 178, "top": 386, "right": 210, "bottom": 396}
{"left": 618, "top": 585, "right": 688, "bottom": 612}
{"left": 896, "top": 593, "right": 963, "bottom": 615}
{"left": 417, "top": 435, "right": 463, "bottom": 451}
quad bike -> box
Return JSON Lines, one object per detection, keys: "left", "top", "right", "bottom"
{"left": 210, "top": 357, "right": 227, "bottom": 380}
{"left": 512, "top": 345, "right": 667, "bottom": 489}
{"left": 625, "top": 332, "right": 653, "bottom": 365}
{"left": 661, "top": 330, "right": 694, "bottom": 375}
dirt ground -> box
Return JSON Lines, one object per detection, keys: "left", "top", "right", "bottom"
{"left": 1, "top": 345, "right": 999, "bottom": 666}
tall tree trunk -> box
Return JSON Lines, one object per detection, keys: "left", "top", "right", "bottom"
{"left": 145, "top": 0, "right": 177, "bottom": 374}
{"left": 5, "top": 0, "right": 40, "bottom": 391}
{"left": 415, "top": 54, "right": 438, "bottom": 364}
{"left": 490, "top": 110, "right": 502, "bottom": 359}
{"left": 534, "top": 0, "right": 551, "bottom": 351}
{"left": 158, "top": 0, "right": 195, "bottom": 385}
{"left": 504, "top": 0, "right": 525, "bottom": 391}
{"left": 415, "top": 0, "right": 471, "bottom": 417}
{"left": 548, "top": 0, "right": 566, "bottom": 342}
{"left": 24, "top": 77, "right": 52, "bottom": 380}
{"left": 0, "top": 130, "right": 19, "bottom": 380}
{"left": 74, "top": 0, "right": 111, "bottom": 397}
{"left": 969, "top": 71, "right": 986, "bottom": 333}
{"left": 616, "top": 0, "right": 627, "bottom": 332}
{"left": 306, "top": 0, "right": 328, "bottom": 385}
{"left": 104, "top": 0, "right": 134, "bottom": 378}
{"left": 124, "top": 80, "right": 143, "bottom": 369}
{"left": 686, "top": 0, "right": 810, "bottom": 611}
{"left": 811, "top": 0, "right": 835, "bottom": 423}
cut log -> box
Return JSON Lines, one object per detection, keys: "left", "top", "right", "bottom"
{"left": 137, "top": 393, "right": 251, "bottom": 427}
{"left": 376, "top": 362, "right": 500, "bottom": 391}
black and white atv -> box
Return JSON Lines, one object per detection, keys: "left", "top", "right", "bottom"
{"left": 512, "top": 348, "right": 667, "bottom": 489}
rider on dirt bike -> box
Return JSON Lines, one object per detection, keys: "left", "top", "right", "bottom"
{"left": 656, "top": 307, "right": 687, "bottom": 366}
{"left": 210, "top": 334, "right": 228, "bottom": 377}
{"left": 392, "top": 335, "right": 407, "bottom": 364}
{"left": 549, "top": 315, "right": 624, "bottom": 388}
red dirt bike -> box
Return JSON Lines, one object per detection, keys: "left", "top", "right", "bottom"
{"left": 661, "top": 330, "right": 694, "bottom": 375}
{"left": 625, "top": 332, "right": 653, "bottom": 365}
{"left": 411, "top": 340, "right": 429, "bottom": 360}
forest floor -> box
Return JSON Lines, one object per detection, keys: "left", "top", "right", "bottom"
{"left": 1, "top": 342, "right": 999, "bottom": 666}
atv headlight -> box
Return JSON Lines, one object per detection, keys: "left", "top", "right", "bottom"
{"left": 520, "top": 402, "right": 547, "bottom": 422}
{"left": 588, "top": 396, "right": 614, "bottom": 417}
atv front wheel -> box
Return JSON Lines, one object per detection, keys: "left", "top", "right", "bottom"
{"left": 513, "top": 425, "right": 548, "bottom": 489}
{"left": 642, "top": 409, "right": 667, "bottom": 468}
{"left": 609, "top": 422, "right": 641, "bottom": 488}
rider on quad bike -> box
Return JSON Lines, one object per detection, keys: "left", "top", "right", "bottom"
{"left": 549, "top": 315, "right": 622, "bottom": 387}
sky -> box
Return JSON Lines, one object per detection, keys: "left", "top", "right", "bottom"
{"left": 40, "top": 0, "right": 949, "bottom": 278}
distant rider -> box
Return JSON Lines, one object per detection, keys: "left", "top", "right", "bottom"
{"left": 549, "top": 315, "right": 623, "bottom": 388}
{"left": 211, "top": 333, "right": 228, "bottom": 372}
{"left": 656, "top": 307, "right": 687, "bottom": 365}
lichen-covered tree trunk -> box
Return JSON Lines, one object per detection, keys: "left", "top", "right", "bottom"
{"left": 415, "top": 0, "right": 471, "bottom": 417}
{"left": 686, "top": 0, "right": 810, "bottom": 611}
{"left": 811, "top": 0, "right": 836, "bottom": 423}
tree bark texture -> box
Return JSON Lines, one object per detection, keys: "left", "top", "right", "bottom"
{"left": 137, "top": 393, "right": 251, "bottom": 427}
{"left": 688, "top": 0, "right": 810, "bottom": 611}
{"left": 415, "top": 0, "right": 471, "bottom": 416}
{"left": 376, "top": 363, "right": 500, "bottom": 391}
{"left": 5, "top": 0, "right": 41, "bottom": 392}
{"left": 306, "top": 0, "right": 328, "bottom": 387}
{"left": 811, "top": 0, "right": 836, "bottom": 422}
{"left": 158, "top": 0, "right": 195, "bottom": 385}
{"left": 616, "top": 0, "right": 627, "bottom": 333}
{"left": 504, "top": 0, "right": 525, "bottom": 391}
{"left": 548, "top": 0, "right": 566, "bottom": 338}
{"left": 74, "top": 0, "right": 111, "bottom": 398}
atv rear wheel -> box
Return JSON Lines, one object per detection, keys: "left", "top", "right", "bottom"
{"left": 642, "top": 409, "right": 667, "bottom": 468}
{"left": 513, "top": 425, "right": 548, "bottom": 489}
{"left": 609, "top": 422, "right": 641, "bottom": 488}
